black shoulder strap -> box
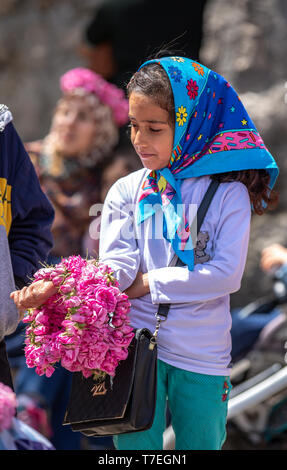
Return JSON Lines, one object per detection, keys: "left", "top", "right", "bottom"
{"left": 194, "top": 179, "right": 220, "bottom": 236}
{"left": 156, "top": 179, "right": 220, "bottom": 318}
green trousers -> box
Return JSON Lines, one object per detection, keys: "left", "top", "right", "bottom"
{"left": 114, "top": 359, "right": 231, "bottom": 450}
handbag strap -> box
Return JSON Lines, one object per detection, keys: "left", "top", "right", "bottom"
{"left": 156, "top": 179, "right": 220, "bottom": 319}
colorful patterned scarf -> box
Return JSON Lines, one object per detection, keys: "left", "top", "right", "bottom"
{"left": 137, "top": 56, "right": 278, "bottom": 270}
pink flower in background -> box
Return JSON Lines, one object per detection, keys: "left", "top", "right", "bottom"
{"left": 23, "top": 256, "right": 134, "bottom": 380}
{"left": 0, "top": 383, "right": 17, "bottom": 432}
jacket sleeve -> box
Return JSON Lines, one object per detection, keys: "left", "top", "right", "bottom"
{"left": 3, "top": 122, "right": 55, "bottom": 285}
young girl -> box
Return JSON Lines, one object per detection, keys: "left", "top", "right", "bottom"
{"left": 11, "top": 56, "right": 278, "bottom": 450}
{"left": 98, "top": 56, "right": 278, "bottom": 450}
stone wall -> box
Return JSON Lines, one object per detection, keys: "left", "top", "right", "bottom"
{"left": 0, "top": 0, "right": 99, "bottom": 141}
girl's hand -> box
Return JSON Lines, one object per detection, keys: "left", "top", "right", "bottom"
{"left": 260, "top": 243, "right": 287, "bottom": 273}
{"left": 10, "top": 280, "right": 57, "bottom": 320}
{"left": 124, "top": 272, "right": 150, "bottom": 299}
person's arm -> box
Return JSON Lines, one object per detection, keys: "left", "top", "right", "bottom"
{"left": 5, "top": 122, "right": 54, "bottom": 286}
{"left": 0, "top": 231, "right": 20, "bottom": 339}
{"left": 260, "top": 243, "right": 287, "bottom": 273}
{"left": 147, "top": 183, "right": 251, "bottom": 304}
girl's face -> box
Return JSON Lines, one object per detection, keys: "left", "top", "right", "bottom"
{"left": 51, "top": 96, "right": 96, "bottom": 157}
{"left": 128, "top": 92, "right": 174, "bottom": 171}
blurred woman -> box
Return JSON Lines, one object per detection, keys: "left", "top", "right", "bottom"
{"left": 25, "top": 67, "right": 129, "bottom": 260}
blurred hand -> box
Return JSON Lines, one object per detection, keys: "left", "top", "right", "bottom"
{"left": 10, "top": 280, "right": 57, "bottom": 320}
{"left": 260, "top": 243, "right": 287, "bottom": 273}
{"left": 124, "top": 272, "right": 150, "bottom": 299}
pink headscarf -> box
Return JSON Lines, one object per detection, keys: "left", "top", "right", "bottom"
{"left": 60, "top": 67, "right": 129, "bottom": 127}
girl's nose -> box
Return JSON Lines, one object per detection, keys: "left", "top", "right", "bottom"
{"left": 133, "top": 129, "right": 146, "bottom": 147}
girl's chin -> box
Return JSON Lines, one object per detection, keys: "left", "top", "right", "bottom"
{"left": 138, "top": 155, "right": 169, "bottom": 171}
{"left": 140, "top": 159, "right": 162, "bottom": 171}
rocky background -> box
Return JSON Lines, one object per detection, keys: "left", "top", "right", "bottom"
{"left": 0, "top": 0, "right": 100, "bottom": 140}
{"left": 1, "top": 0, "right": 286, "bottom": 308}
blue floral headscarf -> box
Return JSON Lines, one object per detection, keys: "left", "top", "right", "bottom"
{"left": 137, "top": 56, "right": 279, "bottom": 270}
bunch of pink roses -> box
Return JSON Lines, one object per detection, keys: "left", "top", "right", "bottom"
{"left": 0, "top": 382, "right": 17, "bottom": 433}
{"left": 23, "top": 256, "right": 134, "bottom": 379}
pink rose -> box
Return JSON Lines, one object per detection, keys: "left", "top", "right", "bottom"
{"left": 64, "top": 296, "right": 82, "bottom": 308}
{"left": 95, "top": 286, "right": 117, "bottom": 312}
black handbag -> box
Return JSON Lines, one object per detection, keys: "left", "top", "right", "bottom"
{"left": 63, "top": 328, "right": 157, "bottom": 436}
{"left": 63, "top": 180, "right": 220, "bottom": 437}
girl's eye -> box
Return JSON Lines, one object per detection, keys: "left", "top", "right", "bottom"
{"left": 127, "top": 123, "right": 162, "bottom": 134}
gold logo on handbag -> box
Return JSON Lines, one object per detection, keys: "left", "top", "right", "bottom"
{"left": 91, "top": 382, "right": 107, "bottom": 396}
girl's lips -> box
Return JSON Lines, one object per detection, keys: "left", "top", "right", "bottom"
{"left": 139, "top": 153, "right": 155, "bottom": 159}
